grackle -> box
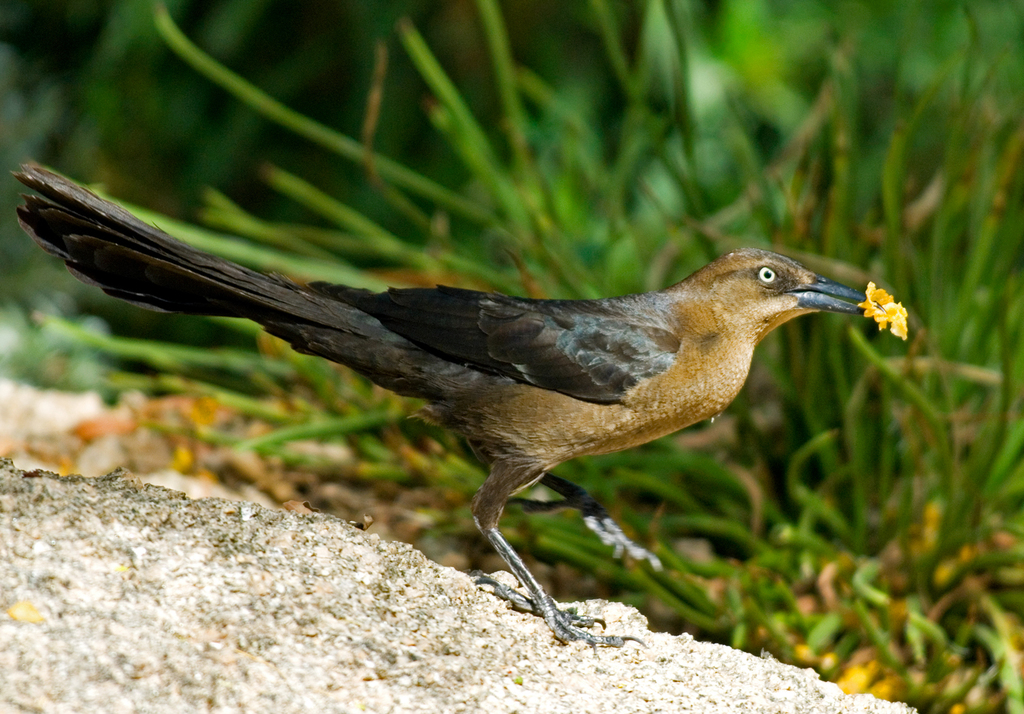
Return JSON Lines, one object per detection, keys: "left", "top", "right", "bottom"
{"left": 13, "top": 164, "right": 867, "bottom": 647}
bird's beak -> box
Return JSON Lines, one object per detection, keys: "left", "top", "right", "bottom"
{"left": 788, "top": 276, "right": 866, "bottom": 315}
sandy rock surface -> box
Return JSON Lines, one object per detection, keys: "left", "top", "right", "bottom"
{"left": 0, "top": 458, "right": 917, "bottom": 714}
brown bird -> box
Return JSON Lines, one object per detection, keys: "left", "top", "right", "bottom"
{"left": 13, "top": 163, "right": 866, "bottom": 647}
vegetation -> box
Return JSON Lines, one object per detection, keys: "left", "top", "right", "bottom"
{"left": 5, "top": 2, "right": 1024, "bottom": 711}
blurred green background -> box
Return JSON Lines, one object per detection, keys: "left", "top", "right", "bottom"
{"left": 3, "top": 1, "right": 1024, "bottom": 711}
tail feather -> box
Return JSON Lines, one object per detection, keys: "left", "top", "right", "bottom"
{"left": 14, "top": 164, "right": 480, "bottom": 401}
{"left": 17, "top": 177, "right": 315, "bottom": 319}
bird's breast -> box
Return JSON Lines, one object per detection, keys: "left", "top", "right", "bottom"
{"left": 438, "top": 339, "right": 756, "bottom": 467}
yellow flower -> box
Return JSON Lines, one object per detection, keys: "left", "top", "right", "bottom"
{"left": 836, "top": 661, "right": 879, "bottom": 694}
{"left": 858, "top": 282, "right": 908, "bottom": 340}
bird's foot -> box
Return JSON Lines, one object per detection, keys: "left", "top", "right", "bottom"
{"left": 475, "top": 574, "right": 645, "bottom": 648}
{"left": 474, "top": 574, "right": 598, "bottom": 623}
{"left": 582, "top": 513, "right": 663, "bottom": 571}
{"left": 543, "top": 603, "right": 646, "bottom": 647}
{"left": 514, "top": 473, "right": 662, "bottom": 570}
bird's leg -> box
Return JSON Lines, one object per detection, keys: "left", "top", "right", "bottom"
{"left": 471, "top": 462, "right": 644, "bottom": 647}
{"left": 511, "top": 473, "right": 662, "bottom": 570}
{"left": 477, "top": 528, "right": 644, "bottom": 647}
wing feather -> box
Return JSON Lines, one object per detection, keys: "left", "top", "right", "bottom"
{"left": 313, "top": 283, "right": 680, "bottom": 403}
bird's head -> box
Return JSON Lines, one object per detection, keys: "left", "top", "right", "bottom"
{"left": 677, "top": 248, "right": 866, "bottom": 344}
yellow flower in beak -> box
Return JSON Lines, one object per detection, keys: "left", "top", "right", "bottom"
{"left": 858, "top": 282, "right": 908, "bottom": 340}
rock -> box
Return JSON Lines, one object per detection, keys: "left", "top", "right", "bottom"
{"left": 0, "top": 460, "right": 915, "bottom": 714}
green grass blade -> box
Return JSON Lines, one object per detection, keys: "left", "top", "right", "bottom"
{"left": 200, "top": 188, "right": 339, "bottom": 261}
{"left": 587, "top": 0, "right": 637, "bottom": 100}
{"left": 259, "top": 164, "right": 425, "bottom": 263}
{"left": 153, "top": 5, "right": 497, "bottom": 227}
{"left": 233, "top": 409, "right": 396, "bottom": 452}
{"left": 112, "top": 197, "right": 389, "bottom": 289}
{"left": 40, "top": 315, "right": 291, "bottom": 377}
{"left": 397, "top": 18, "right": 527, "bottom": 229}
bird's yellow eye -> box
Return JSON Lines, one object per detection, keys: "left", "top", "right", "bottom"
{"left": 758, "top": 267, "right": 776, "bottom": 284}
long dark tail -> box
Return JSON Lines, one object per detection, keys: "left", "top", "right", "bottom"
{"left": 13, "top": 163, "right": 468, "bottom": 400}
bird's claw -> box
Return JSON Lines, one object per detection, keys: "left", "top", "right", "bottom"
{"left": 475, "top": 574, "right": 645, "bottom": 648}
{"left": 474, "top": 574, "right": 539, "bottom": 614}
{"left": 514, "top": 473, "right": 661, "bottom": 570}
{"left": 545, "top": 605, "right": 646, "bottom": 647}
{"left": 582, "top": 513, "right": 662, "bottom": 570}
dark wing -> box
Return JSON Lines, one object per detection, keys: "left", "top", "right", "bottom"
{"left": 314, "top": 283, "right": 680, "bottom": 404}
